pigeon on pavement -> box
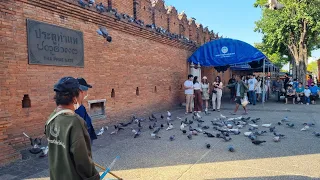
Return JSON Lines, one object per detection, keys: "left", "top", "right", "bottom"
{"left": 252, "top": 140, "right": 266, "bottom": 145}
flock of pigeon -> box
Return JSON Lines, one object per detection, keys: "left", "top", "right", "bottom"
{"left": 23, "top": 109, "right": 320, "bottom": 158}
{"left": 77, "top": 0, "right": 198, "bottom": 44}
{"left": 95, "top": 111, "right": 320, "bottom": 152}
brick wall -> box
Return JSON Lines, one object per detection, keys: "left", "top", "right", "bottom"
{"left": 178, "top": 12, "right": 190, "bottom": 39}
{"left": 196, "top": 24, "right": 204, "bottom": 45}
{"left": 152, "top": 0, "right": 167, "bottom": 29}
{"left": 167, "top": 6, "right": 179, "bottom": 34}
{"left": 137, "top": 0, "right": 153, "bottom": 25}
{"left": 188, "top": 19, "right": 197, "bottom": 42}
{"left": 0, "top": 0, "right": 222, "bottom": 165}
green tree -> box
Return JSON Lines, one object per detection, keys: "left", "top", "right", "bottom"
{"left": 254, "top": 0, "right": 320, "bottom": 84}
{"left": 307, "top": 61, "right": 318, "bottom": 78}
{"left": 254, "top": 42, "right": 290, "bottom": 68}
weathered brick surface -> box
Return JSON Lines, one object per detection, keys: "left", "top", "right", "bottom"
{"left": 178, "top": 12, "right": 189, "bottom": 39}
{"left": 188, "top": 19, "right": 197, "bottom": 42}
{"left": 137, "top": 0, "right": 153, "bottom": 25}
{"left": 196, "top": 23, "right": 204, "bottom": 45}
{"left": 151, "top": 0, "right": 167, "bottom": 29}
{"left": 167, "top": 6, "right": 179, "bottom": 34}
{"left": 0, "top": 0, "right": 221, "bottom": 165}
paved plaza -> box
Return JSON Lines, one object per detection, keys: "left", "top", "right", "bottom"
{"left": 1, "top": 99, "right": 320, "bottom": 180}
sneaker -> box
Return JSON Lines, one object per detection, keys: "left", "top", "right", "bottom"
{"left": 196, "top": 113, "right": 202, "bottom": 119}
{"left": 205, "top": 108, "right": 208, "bottom": 112}
{"left": 307, "top": 103, "right": 309, "bottom": 105}
{"left": 212, "top": 109, "right": 216, "bottom": 111}
{"left": 217, "top": 109, "right": 220, "bottom": 112}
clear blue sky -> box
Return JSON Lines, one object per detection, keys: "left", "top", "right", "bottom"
{"left": 165, "top": 0, "right": 320, "bottom": 59}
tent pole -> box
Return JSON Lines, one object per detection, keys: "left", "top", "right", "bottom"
{"left": 262, "top": 58, "right": 266, "bottom": 107}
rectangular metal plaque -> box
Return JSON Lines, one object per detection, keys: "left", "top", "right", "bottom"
{"left": 27, "top": 19, "right": 84, "bottom": 67}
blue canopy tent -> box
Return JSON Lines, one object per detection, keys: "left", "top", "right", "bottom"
{"left": 188, "top": 38, "right": 269, "bottom": 105}
{"left": 188, "top": 38, "right": 266, "bottom": 67}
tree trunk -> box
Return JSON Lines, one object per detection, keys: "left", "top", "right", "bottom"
{"left": 292, "top": 59, "right": 297, "bottom": 79}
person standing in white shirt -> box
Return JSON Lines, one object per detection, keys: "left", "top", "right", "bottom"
{"left": 248, "top": 74, "right": 257, "bottom": 105}
{"left": 212, "top": 76, "right": 223, "bottom": 112}
{"left": 193, "top": 76, "right": 202, "bottom": 114}
{"left": 184, "top": 74, "right": 194, "bottom": 114}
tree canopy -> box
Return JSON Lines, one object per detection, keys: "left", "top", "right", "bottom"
{"left": 254, "top": 0, "right": 320, "bottom": 84}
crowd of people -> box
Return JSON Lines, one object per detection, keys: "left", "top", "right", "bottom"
{"left": 274, "top": 74, "right": 320, "bottom": 105}
{"left": 184, "top": 73, "right": 320, "bottom": 117}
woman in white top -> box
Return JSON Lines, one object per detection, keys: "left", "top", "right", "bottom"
{"left": 255, "top": 77, "right": 262, "bottom": 102}
{"left": 212, "top": 76, "right": 223, "bottom": 112}
{"left": 201, "top": 76, "right": 210, "bottom": 112}
{"left": 193, "top": 76, "right": 202, "bottom": 113}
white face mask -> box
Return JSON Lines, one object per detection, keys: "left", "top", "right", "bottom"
{"left": 74, "top": 99, "right": 80, "bottom": 110}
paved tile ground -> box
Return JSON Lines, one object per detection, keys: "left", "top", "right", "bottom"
{"left": 1, "top": 96, "right": 320, "bottom": 180}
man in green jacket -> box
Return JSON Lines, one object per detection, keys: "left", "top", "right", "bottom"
{"left": 227, "top": 75, "right": 249, "bottom": 115}
{"left": 45, "top": 77, "right": 100, "bottom": 180}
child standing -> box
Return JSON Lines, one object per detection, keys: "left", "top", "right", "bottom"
{"left": 304, "top": 85, "right": 311, "bottom": 105}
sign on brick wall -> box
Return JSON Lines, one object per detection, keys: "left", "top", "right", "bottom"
{"left": 27, "top": 19, "right": 84, "bottom": 67}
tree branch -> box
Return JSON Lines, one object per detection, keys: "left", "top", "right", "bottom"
{"left": 299, "top": 19, "right": 307, "bottom": 45}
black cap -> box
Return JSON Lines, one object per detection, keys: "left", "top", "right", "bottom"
{"left": 54, "top": 77, "right": 79, "bottom": 93}
{"left": 77, "top": 78, "right": 92, "bottom": 91}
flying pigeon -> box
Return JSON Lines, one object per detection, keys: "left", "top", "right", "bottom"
{"left": 97, "top": 26, "right": 112, "bottom": 42}
{"left": 252, "top": 140, "right": 266, "bottom": 145}
{"left": 249, "top": 124, "right": 259, "bottom": 128}
{"left": 167, "top": 111, "right": 171, "bottom": 117}
{"left": 262, "top": 124, "right": 272, "bottom": 128}
{"left": 23, "top": 132, "right": 43, "bottom": 154}
{"left": 151, "top": 127, "right": 161, "bottom": 138}
{"left": 206, "top": 143, "right": 211, "bottom": 149}
{"left": 97, "top": 127, "right": 105, "bottom": 136}
{"left": 265, "top": 0, "right": 285, "bottom": 10}
{"left": 166, "top": 123, "right": 174, "bottom": 131}
{"left": 244, "top": 132, "right": 253, "bottom": 137}
{"left": 300, "top": 125, "right": 310, "bottom": 131}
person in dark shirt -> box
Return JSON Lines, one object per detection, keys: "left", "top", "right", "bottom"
{"left": 75, "top": 78, "right": 97, "bottom": 144}
{"left": 284, "top": 73, "right": 290, "bottom": 90}
{"left": 228, "top": 75, "right": 236, "bottom": 101}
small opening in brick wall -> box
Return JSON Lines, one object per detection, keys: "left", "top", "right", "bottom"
{"left": 169, "top": 86, "right": 172, "bottom": 91}
{"left": 161, "top": 15, "right": 163, "bottom": 19}
{"left": 143, "top": 6, "right": 146, "bottom": 10}
{"left": 154, "top": 86, "right": 157, "bottom": 93}
{"left": 136, "top": 87, "right": 139, "bottom": 96}
{"left": 22, "top": 94, "right": 31, "bottom": 108}
{"left": 111, "top": 89, "right": 115, "bottom": 98}
{"left": 180, "top": 85, "right": 183, "bottom": 90}
{"left": 174, "top": 22, "right": 176, "bottom": 25}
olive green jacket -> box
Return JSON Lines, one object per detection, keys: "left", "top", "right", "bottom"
{"left": 227, "top": 80, "right": 248, "bottom": 98}
{"left": 45, "top": 111, "right": 100, "bottom": 180}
